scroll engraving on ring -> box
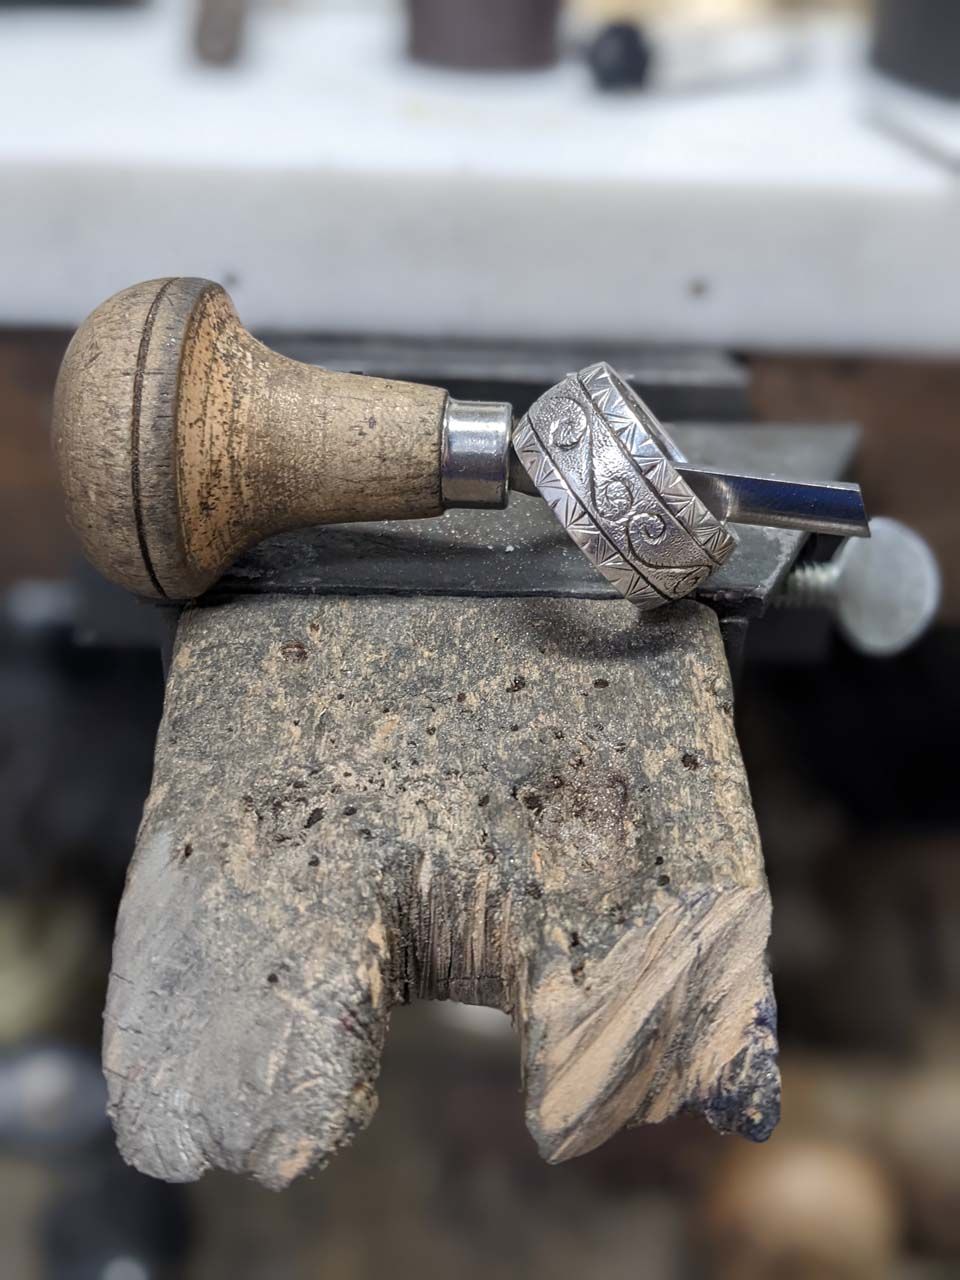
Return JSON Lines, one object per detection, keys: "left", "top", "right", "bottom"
{"left": 513, "top": 363, "right": 737, "bottom": 610}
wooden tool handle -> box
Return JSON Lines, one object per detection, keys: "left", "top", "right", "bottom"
{"left": 53, "top": 278, "right": 448, "bottom": 600}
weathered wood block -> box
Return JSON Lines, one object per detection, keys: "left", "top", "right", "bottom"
{"left": 104, "top": 593, "right": 778, "bottom": 1187}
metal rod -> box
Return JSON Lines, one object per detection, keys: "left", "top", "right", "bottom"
{"left": 676, "top": 466, "right": 870, "bottom": 539}
{"left": 509, "top": 452, "right": 870, "bottom": 539}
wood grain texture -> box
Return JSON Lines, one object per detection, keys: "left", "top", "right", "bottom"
{"left": 52, "top": 279, "right": 448, "bottom": 601}
{"left": 104, "top": 593, "right": 778, "bottom": 1188}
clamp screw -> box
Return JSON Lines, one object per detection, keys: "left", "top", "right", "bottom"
{"left": 778, "top": 517, "right": 940, "bottom": 657}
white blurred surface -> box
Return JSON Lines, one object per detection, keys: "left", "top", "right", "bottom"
{"left": 1, "top": 2, "right": 958, "bottom": 351}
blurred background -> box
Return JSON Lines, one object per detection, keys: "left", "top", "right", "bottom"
{"left": 1, "top": 0, "right": 959, "bottom": 1276}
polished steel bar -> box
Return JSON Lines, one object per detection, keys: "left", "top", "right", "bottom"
{"left": 508, "top": 452, "right": 869, "bottom": 539}
{"left": 677, "top": 466, "right": 870, "bottom": 539}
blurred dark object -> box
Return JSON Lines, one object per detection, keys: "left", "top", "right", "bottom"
{"left": 873, "top": 0, "right": 960, "bottom": 100}
{"left": 0, "top": 1043, "right": 192, "bottom": 1280}
{"left": 0, "top": 1046, "right": 106, "bottom": 1153}
{"left": 195, "top": 0, "right": 247, "bottom": 66}
{"left": 587, "top": 22, "right": 653, "bottom": 92}
{"left": 0, "top": 592, "right": 164, "bottom": 896}
{"left": 41, "top": 1153, "right": 190, "bottom": 1280}
{"left": 739, "top": 627, "right": 960, "bottom": 1057}
{"left": 747, "top": 629, "right": 960, "bottom": 830}
{"left": 407, "top": 0, "right": 561, "bottom": 71}
{"left": 0, "top": 330, "right": 71, "bottom": 590}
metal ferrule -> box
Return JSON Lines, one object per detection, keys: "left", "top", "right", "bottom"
{"left": 441, "top": 397, "right": 512, "bottom": 510}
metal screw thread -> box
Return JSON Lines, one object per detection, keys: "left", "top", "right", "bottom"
{"left": 777, "top": 561, "right": 841, "bottom": 609}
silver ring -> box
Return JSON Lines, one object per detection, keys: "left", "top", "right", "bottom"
{"left": 513, "top": 362, "right": 737, "bottom": 610}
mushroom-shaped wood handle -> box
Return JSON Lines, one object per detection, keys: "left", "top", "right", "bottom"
{"left": 52, "top": 278, "right": 448, "bottom": 600}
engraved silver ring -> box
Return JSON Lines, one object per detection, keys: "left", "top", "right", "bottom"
{"left": 513, "top": 362, "right": 738, "bottom": 611}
